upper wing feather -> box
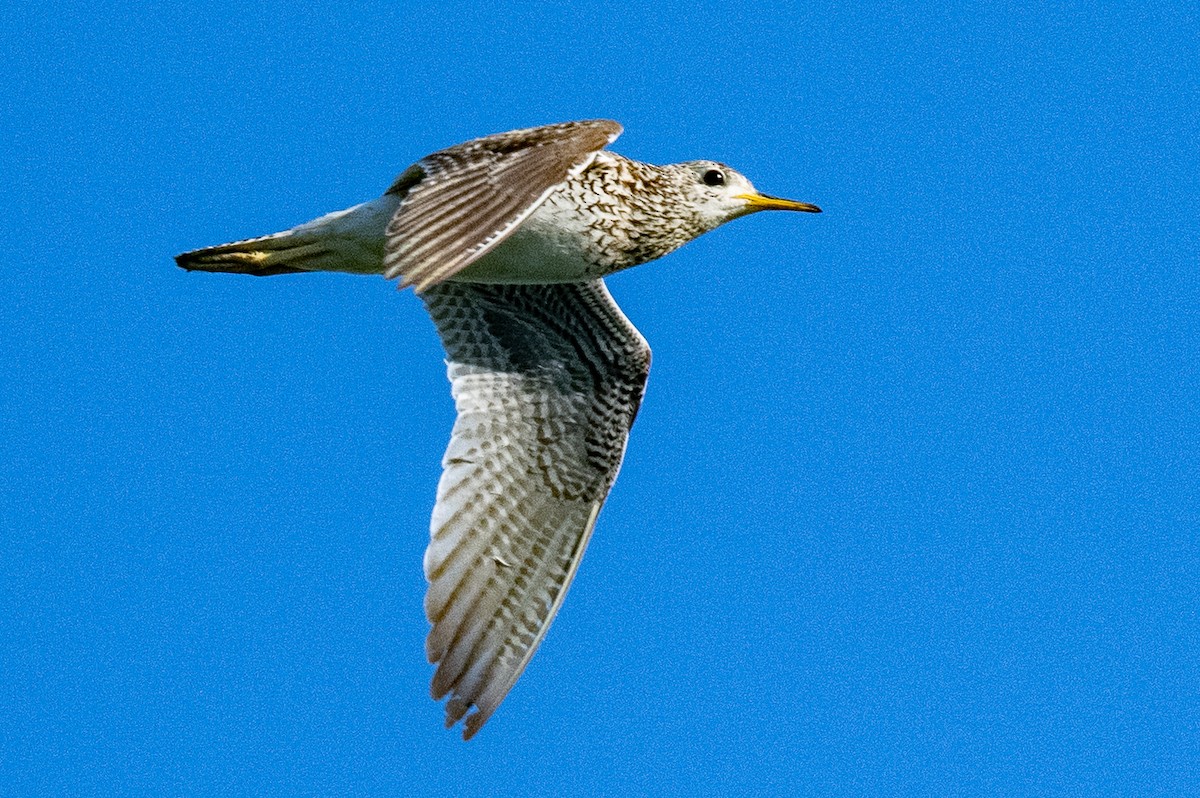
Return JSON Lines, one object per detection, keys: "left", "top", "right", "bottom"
{"left": 419, "top": 279, "right": 651, "bottom": 739}
{"left": 384, "top": 120, "right": 623, "bottom": 291}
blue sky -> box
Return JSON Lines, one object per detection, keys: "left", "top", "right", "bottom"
{"left": 2, "top": 1, "right": 1197, "bottom": 795}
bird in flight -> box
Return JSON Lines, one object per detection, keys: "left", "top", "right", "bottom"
{"left": 176, "top": 120, "right": 820, "bottom": 739}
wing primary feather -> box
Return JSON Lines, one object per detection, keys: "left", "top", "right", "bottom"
{"left": 463, "top": 501, "right": 604, "bottom": 740}
{"left": 396, "top": 191, "right": 524, "bottom": 285}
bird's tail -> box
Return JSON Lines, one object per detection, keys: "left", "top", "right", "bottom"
{"left": 175, "top": 196, "right": 400, "bottom": 277}
{"left": 174, "top": 229, "right": 331, "bottom": 276}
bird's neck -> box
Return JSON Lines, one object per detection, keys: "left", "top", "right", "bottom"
{"left": 574, "top": 154, "right": 705, "bottom": 270}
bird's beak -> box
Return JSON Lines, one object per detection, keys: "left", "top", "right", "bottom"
{"left": 735, "top": 193, "right": 822, "bottom": 214}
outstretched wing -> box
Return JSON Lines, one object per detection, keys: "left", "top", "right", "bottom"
{"left": 419, "top": 279, "right": 651, "bottom": 739}
{"left": 383, "top": 120, "right": 622, "bottom": 291}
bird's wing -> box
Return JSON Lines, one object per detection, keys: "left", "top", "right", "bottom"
{"left": 419, "top": 279, "right": 651, "bottom": 739}
{"left": 382, "top": 120, "right": 622, "bottom": 291}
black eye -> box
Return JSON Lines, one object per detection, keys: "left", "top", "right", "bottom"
{"left": 702, "top": 169, "right": 725, "bottom": 187}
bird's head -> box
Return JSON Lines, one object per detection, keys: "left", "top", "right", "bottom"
{"left": 673, "top": 160, "right": 821, "bottom": 232}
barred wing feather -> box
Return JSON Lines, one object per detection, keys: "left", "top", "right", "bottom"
{"left": 385, "top": 120, "right": 622, "bottom": 291}
{"left": 420, "top": 279, "right": 650, "bottom": 739}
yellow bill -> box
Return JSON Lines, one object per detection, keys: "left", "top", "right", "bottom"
{"left": 736, "top": 193, "right": 822, "bottom": 213}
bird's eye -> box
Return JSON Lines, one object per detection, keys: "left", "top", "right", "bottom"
{"left": 702, "top": 169, "right": 725, "bottom": 187}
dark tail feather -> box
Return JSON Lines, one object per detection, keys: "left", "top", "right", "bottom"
{"left": 175, "top": 232, "right": 329, "bottom": 276}
{"left": 174, "top": 253, "right": 308, "bottom": 276}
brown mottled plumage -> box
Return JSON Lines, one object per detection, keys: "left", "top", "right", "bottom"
{"left": 175, "top": 120, "right": 819, "bottom": 739}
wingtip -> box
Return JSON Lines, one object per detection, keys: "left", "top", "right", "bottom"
{"left": 596, "top": 118, "right": 623, "bottom": 143}
{"left": 462, "top": 709, "right": 491, "bottom": 741}
{"left": 392, "top": 269, "right": 423, "bottom": 293}
{"left": 580, "top": 118, "right": 623, "bottom": 147}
